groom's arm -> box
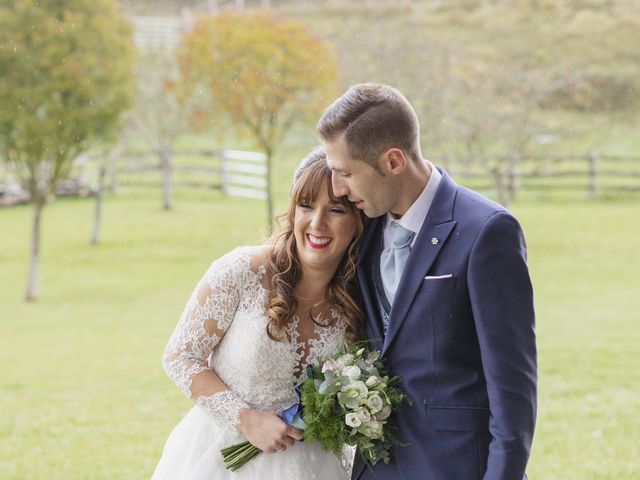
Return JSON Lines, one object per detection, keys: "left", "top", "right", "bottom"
{"left": 467, "top": 210, "right": 537, "bottom": 480}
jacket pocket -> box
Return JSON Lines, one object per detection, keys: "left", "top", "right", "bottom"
{"left": 421, "top": 274, "right": 457, "bottom": 295}
{"left": 426, "top": 405, "right": 490, "bottom": 432}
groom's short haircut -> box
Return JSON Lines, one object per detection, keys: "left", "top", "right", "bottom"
{"left": 317, "top": 83, "right": 421, "bottom": 166}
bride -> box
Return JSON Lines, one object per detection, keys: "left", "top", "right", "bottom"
{"left": 151, "top": 148, "right": 365, "bottom": 479}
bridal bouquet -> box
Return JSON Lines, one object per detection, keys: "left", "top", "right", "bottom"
{"left": 222, "top": 342, "right": 408, "bottom": 471}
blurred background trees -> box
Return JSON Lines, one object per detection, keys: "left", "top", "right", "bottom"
{"left": 1, "top": 2, "right": 638, "bottom": 478}
{"left": 127, "top": 50, "right": 193, "bottom": 211}
{"left": 177, "top": 12, "right": 337, "bottom": 231}
{"left": 294, "top": 0, "right": 640, "bottom": 203}
{"left": 0, "top": 0, "right": 135, "bottom": 300}
{"left": 1, "top": 0, "right": 639, "bottom": 298}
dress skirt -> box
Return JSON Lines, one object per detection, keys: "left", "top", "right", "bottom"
{"left": 151, "top": 405, "right": 350, "bottom": 480}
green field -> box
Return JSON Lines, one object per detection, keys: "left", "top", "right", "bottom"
{"left": 1, "top": 177, "right": 639, "bottom": 478}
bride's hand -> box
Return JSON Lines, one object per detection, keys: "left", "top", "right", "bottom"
{"left": 238, "top": 408, "right": 303, "bottom": 453}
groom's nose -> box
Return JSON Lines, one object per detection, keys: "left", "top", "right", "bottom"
{"left": 331, "top": 176, "right": 348, "bottom": 197}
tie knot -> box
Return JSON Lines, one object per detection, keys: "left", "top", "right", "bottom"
{"left": 389, "top": 221, "right": 413, "bottom": 248}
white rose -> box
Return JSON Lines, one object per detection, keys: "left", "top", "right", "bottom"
{"left": 345, "top": 412, "right": 362, "bottom": 428}
{"left": 365, "top": 375, "right": 380, "bottom": 387}
{"left": 337, "top": 353, "right": 355, "bottom": 368}
{"left": 369, "top": 420, "right": 384, "bottom": 439}
{"left": 375, "top": 405, "right": 392, "bottom": 420}
{"left": 340, "top": 380, "right": 369, "bottom": 405}
{"left": 343, "top": 365, "right": 361, "bottom": 379}
{"left": 322, "top": 359, "right": 338, "bottom": 374}
{"left": 359, "top": 419, "right": 384, "bottom": 439}
{"left": 367, "top": 394, "right": 384, "bottom": 413}
{"left": 357, "top": 408, "right": 371, "bottom": 423}
{"left": 353, "top": 381, "right": 369, "bottom": 401}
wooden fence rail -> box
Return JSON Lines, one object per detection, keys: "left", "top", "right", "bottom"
{"left": 102, "top": 149, "right": 267, "bottom": 198}
{"left": 1, "top": 151, "right": 639, "bottom": 207}
{"left": 440, "top": 153, "right": 640, "bottom": 201}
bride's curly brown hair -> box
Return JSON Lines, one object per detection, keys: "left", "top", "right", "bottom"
{"left": 265, "top": 149, "right": 366, "bottom": 345}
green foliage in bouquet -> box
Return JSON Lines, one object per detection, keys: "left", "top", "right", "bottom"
{"left": 300, "top": 341, "right": 410, "bottom": 467}
{"left": 300, "top": 376, "right": 347, "bottom": 455}
{"left": 221, "top": 341, "right": 409, "bottom": 471}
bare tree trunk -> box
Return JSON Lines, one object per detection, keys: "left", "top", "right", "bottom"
{"left": 442, "top": 153, "right": 453, "bottom": 176}
{"left": 491, "top": 165, "right": 509, "bottom": 207}
{"left": 107, "top": 147, "right": 119, "bottom": 193}
{"left": 587, "top": 151, "right": 598, "bottom": 200}
{"left": 160, "top": 146, "right": 172, "bottom": 210}
{"left": 25, "top": 201, "right": 43, "bottom": 301}
{"left": 92, "top": 164, "right": 106, "bottom": 245}
{"left": 506, "top": 153, "right": 519, "bottom": 203}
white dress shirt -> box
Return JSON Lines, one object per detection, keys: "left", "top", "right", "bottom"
{"left": 383, "top": 162, "right": 442, "bottom": 249}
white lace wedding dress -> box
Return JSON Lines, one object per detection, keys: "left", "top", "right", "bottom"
{"left": 151, "top": 247, "right": 352, "bottom": 479}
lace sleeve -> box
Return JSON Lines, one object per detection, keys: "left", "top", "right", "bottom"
{"left": 162, "top": 247, "right": 251, "bottom": 429}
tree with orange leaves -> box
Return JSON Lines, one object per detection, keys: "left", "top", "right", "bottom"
{"left": 178, "top": 12, "right": 338, "bottom": 232}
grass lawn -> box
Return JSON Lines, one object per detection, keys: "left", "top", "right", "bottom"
{"left": 1, "top": 180, "right": 638, "bottom": 479}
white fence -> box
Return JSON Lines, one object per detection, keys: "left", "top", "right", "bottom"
{"left": 131, "top": 1, "right": 274, "bottom": 49}
{"left": 104, "top": 148, "right": 268, "bottom": 201}
{"left": 0, "top": 148, "right": 269, "bottom": 206}
{"left": 221, "top": 150, "right": 268, "bottom": 200}
{"left": 131, "top": 16, "right": 187, "bottom": 49}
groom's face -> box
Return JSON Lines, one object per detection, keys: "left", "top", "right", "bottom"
{"left": 324, "top": 135, "right": 393, "bottom": 218}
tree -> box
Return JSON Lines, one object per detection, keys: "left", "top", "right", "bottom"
{"left": 178, "top": 12, "right": 338, "bottom": 233}
{"left": 127, "top": 49, "right": 194, "bottom": 211}
{"left": 437, "top": 50, "right": 549, "bottom": 206}
{"left": 296, "top": 1, "right": 640, "bottom": 203}
{"left": 0, "top": 0, "right": 135, "bottom": 300}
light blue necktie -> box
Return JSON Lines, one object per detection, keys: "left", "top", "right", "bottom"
{"left": 380, "top": 221, "right": 414, "bottom": 305}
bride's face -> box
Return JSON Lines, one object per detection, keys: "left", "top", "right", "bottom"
{"left": 293, "top": 181, "right": 357, "bottom": 273}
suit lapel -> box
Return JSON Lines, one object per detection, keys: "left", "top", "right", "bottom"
{"left": 357, "top": 216, "right": 385, "bottom": 349}
{"left": 382, "top": 169, "right": 458, "bottom": 355}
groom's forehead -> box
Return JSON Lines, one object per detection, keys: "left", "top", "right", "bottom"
{"left": 325, "top": 153, "right": 342, "bottom": 170}
{"left": 325, "top": 135, "right": 351, "bottom": 157}
{"left": 326, "top": 149, "right": 359, "bottom": 170}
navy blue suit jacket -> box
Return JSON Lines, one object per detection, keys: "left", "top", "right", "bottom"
{"left": 352, "top": 169, "right": 537, "bottom": 480}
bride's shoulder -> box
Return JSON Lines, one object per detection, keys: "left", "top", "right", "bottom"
{"left": 210, "top": 245, "right": 273, "bottom": 275}
{"left": 247, "top": 245, "right": 273, "bottom": 275}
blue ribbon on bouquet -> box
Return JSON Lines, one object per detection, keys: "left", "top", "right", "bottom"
{"left": 279, "top": 384, "right": 306, "bottom": 432}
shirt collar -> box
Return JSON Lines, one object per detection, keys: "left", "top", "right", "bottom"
{"left": 384, "top": 162, "right": 442, "bottom": 247}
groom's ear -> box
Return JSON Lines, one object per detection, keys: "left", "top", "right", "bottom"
{"left": 383, "top": 148, "right": 407, "bottom": 175}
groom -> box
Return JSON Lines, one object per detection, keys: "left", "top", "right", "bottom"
{"left": 318, "top": 84, "right": 537, "bottom": 480}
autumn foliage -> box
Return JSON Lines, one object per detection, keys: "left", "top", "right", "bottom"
{"left": 0, "top": 0, "right": 135, "bottom": 300}
{"left": 179, "top": 12, "right": 337, "bottom": 149}
{"left": 178, "top": 12, "right": 338, "bottom": 229}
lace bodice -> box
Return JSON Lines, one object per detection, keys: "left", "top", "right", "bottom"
{"left": 162, "top": 246, "right": 347, "bottom": 431}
